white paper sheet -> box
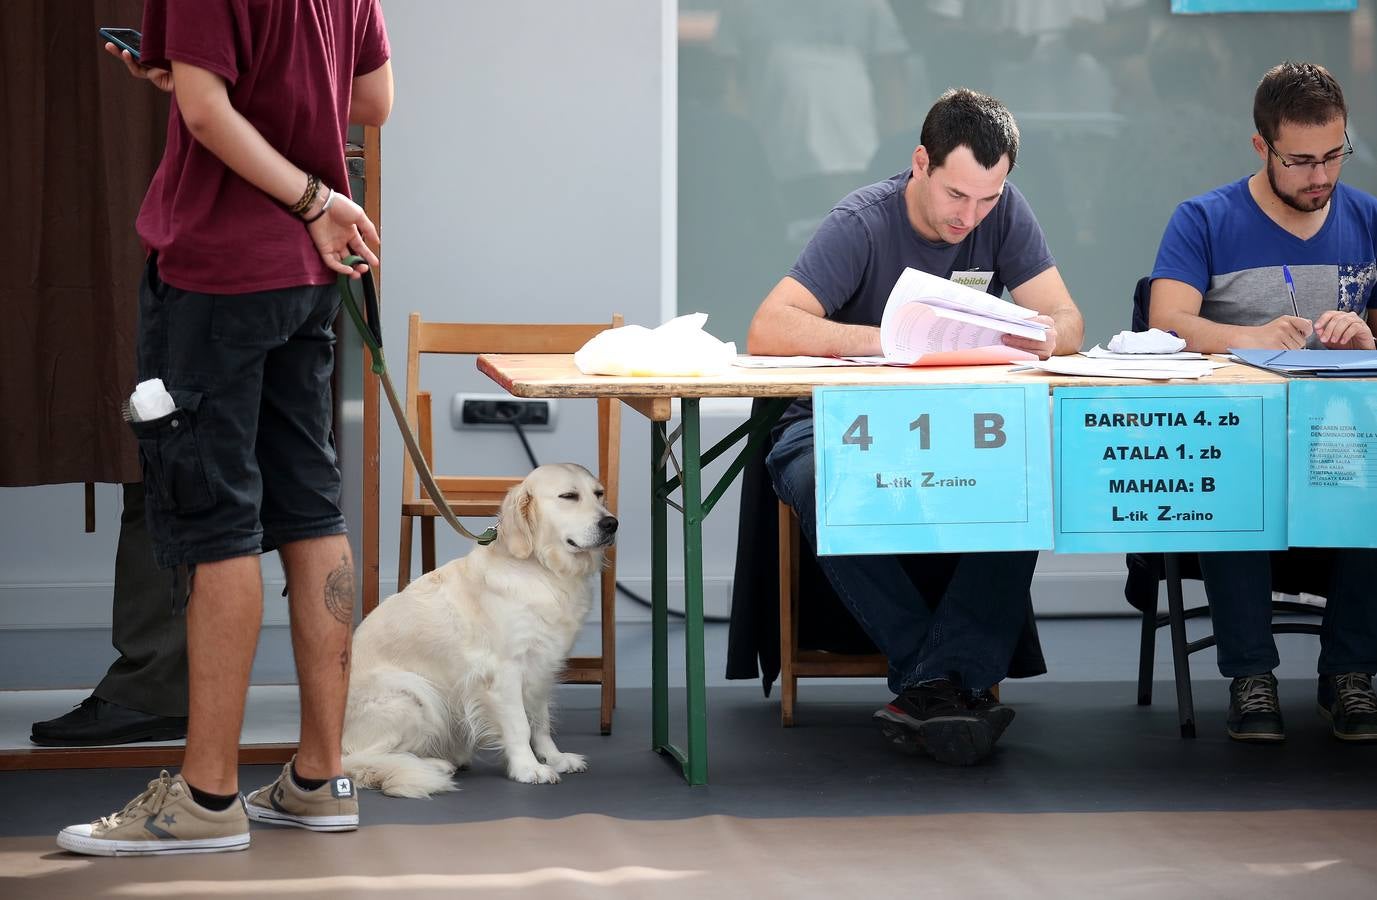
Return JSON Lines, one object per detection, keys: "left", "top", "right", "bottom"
{"left": 1084, "top": 344, "right": 1207, "bottom": 361}
{"left": 732, "top": 355, "right": 870, "bottom": 368}
{"left": 1013, "top": 355, "right": 1224, "bottom": 380}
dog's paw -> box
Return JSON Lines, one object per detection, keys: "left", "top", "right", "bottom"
{"left": 508, "top": 762, "right": 561, "bottom": 784}
{"left": 542, "top": 751, "right": 588, "bottom": 774}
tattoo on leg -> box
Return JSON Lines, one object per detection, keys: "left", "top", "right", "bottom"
{"left": 324, "top": 555, "right": 355, "bottom": 626}
{"left": 339, "top": 647, "right": 350, "bottom": 675}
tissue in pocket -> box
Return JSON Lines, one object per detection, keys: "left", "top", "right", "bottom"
{"left": 130, "top": 378, "right": 177, "bottom": 421}
{"left": 574, "top": 313, "right": 736, "bottom": 376}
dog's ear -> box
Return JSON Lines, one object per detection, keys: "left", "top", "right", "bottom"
{"left": 498, "top": 483, "right": 536, "bottom": 559}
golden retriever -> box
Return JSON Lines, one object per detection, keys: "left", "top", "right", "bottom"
{"left": 341, "top": 463, "right": 616, "bottom": 798}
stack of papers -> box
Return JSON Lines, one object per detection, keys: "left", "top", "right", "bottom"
{"left": 1084, "top": 344, "right": 1206, "bottom": 361}
{"left": 1014, "top": 353, "right": 1222, "bottom": 380}
{"left": 1230, "top": 348, "right": 1377, "bottom": 377}
{"left": 877, "top": 268, "right": 1045, "bottom": 365}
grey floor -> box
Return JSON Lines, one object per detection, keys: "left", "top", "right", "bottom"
{"left": 4, "top": 617, "right": 1376, "bottom": 840}
{"left": 0, "top": 612, "right": 1338, "bottom": 691}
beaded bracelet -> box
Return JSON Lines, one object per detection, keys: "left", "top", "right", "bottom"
{"left": 289, "top": 174, "right": 321, "bottom": 218}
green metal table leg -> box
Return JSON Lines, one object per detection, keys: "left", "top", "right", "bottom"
{"left": 647, "top": 398, "right": 789, "bottom": 784}
{"left": 680, "top": 399, "right": 708, "bottom": 784}
{"left": 650, "top": 421, "right": 670, "bottom": 753}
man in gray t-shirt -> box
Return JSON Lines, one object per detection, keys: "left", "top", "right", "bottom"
{"left": 750, "top": 88, "right": 1083, "bottom": 766}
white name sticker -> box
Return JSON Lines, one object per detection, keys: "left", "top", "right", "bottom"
{"left": 950, "top": 271, "right": 994, "bottom": 292}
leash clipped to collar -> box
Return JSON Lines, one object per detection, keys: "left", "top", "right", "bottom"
{"left": 336, "top": 257, "right": 498, "bottom": 546}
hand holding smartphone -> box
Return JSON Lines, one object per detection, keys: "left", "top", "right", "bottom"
{"left": 98, "top": 27, "right": 142, "bottom": 62}
{"left": 99, "top": 27, "right": 173, "bottom": 92}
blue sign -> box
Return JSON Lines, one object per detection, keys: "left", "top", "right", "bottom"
{"left": 813, "top": 384, "right": 1052, "bottom": 555}
{"left": 1172, "top": 1, "right": 1355, "bottom": 14}
{"left": 1288, "top": 380, "right": 1377, "bottom": 548}
{"left": 1053, "top": 385, "right": 1288, "bottom": 553}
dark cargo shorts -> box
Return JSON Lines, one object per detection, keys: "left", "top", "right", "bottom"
{"left": 132, "top": 254, "right": 347, "bottom": 569}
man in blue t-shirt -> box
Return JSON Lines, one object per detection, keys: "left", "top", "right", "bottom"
{"left": 1150, "top": 61, "right": 1377, "bottom": 744}
{"left": 748, "top": 88, "right": 1084, "bottom": 766}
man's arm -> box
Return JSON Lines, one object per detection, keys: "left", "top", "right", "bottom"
{"left": 1149, "top": 278, "right": 1312, "bottom": 352}
{"left": 351, "top": 61, "right": 393, "bottom": 126}
{"left": 746, "top": 277, "right": 880, "bottom": 357}
{"left": 1005, "top": 266, "right": 1083, "bottom": 358}
{"left": 171, "top": 60, "right": 379, "bottom": 276}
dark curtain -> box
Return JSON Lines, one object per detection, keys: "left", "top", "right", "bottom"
{"left": 1, "top": 1, "right": 169, "bottom": 486}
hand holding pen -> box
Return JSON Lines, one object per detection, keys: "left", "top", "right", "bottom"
{"left": 1260, "top": 264, "right": 1313, "bottom": 349}
{"left": 1282, "top": 265, "right": 1301, "bottom": 317}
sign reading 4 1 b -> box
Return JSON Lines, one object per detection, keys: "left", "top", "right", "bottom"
{"left": 813, "top": 383, "right": 1052, "bottom": 556}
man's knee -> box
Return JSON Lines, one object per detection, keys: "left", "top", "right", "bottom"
{"left": 765, "top": 424, "right": 816, "bottom": 509}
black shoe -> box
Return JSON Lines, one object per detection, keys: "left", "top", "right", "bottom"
{"left": 1226, "top": 672, "right": 1284, "bottom": 743}
{"left": 30, "top": 696, "right": 188, "bottom": 747}
{"left": 873, "top": 679, "right": 994, "bottom": 766}
{"left": 1318, "top": 673, "right": 1377, "bottom": 742}
{"left": 962, "top": 688, "right": 1015, "bottom": 742}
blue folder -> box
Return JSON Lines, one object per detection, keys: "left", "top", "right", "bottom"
{"left": 1230, "top": 348, "right": 1377, "bottom": 376}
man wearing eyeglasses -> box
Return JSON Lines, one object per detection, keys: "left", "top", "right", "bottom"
{"left": 1149, "top": 61, "right": 1377, "bottom": 744}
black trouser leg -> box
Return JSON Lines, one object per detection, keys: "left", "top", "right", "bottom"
{"left": 92, "top": 482, "right": 187, "bottom": 717}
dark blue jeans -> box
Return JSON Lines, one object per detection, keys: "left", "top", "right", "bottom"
{"left": 766, "top": 418, "right": 1038, "bottom": 694}
{"left": 1198, "top": 548, "right": 1377, "bottom": 677}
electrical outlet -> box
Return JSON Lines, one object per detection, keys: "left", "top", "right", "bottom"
{"left": 451, "top": 393, "right": 556, "bottom": 430}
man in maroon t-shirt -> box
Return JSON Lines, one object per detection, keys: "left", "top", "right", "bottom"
{"left": 59, "top": 0, "right": 391, "bottom": 857}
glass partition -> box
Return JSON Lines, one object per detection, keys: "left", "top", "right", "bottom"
{"left": 678, "top": 0, "right": 1377, "bottom": 346}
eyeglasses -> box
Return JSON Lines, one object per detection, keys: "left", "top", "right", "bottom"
{"left": 1263, "top": 130, "right": 1355, "bottom": 173}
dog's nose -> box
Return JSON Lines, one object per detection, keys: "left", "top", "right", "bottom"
{"left": 599, "top": 515, "right": 618, "bottom": 534}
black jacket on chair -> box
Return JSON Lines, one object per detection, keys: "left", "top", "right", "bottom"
{"left": 727, "top": 399, "right": 1048, "bottom": 692}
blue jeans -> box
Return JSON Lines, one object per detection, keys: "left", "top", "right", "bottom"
{"left": 1198, "top": 548, "right": 1377, "bottom": 677}
{"left": 766, "top": 418, "right": 1038, "bottom": 694}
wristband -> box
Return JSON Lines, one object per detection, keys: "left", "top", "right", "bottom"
{"left": 303, "top": 189, "right": 333, "bottom": 224}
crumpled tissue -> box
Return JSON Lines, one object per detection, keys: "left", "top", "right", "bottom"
{"left": 129, "top": 378, "right": 176, "bottom": 421}
{"left": 574, "top": 313, "right": 736, "bottom": 377}
{"left": 1107, "top": 328, "right": 1187, "bottom": 354}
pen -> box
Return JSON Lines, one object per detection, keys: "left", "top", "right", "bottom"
{"left": 1282, "top": 265, "right": 1300, "bottom": 317}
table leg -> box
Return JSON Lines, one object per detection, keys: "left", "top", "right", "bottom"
{"left": 680, "top": 399, "right": 708, "bottom": 785}
{"left": 650, "top": 421, "right": 670, "bottom": 753}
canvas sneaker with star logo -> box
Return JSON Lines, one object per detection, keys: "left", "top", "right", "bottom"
{"left": 244, "top": 758, "right": 359, "bottom": 832}
{"left": 56, "top": 771, "right": 250, "bottom": 856}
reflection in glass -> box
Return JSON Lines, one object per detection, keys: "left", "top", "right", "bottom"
{"left": 679, "top": 0, "right": 1377, "bottom": 346}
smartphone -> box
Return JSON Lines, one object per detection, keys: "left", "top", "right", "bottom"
{"left": 98, "top": 27, "right": 142, "bottom": 62}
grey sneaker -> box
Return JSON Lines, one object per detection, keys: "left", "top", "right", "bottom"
{"left": 57, "top": 771, "right": 249, "bottom": 856}
{"left": 245, "top": 760, "right": 359, "bottom": 832}
{"left": 1227, "top": 672, "right": 1285, "bottom": 742}
{"left": 1319, "top": 672, "right": 1377, "bottom": 741}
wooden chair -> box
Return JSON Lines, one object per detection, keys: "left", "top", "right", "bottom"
{"left": 777, "top": 501, "right": 887, "bottom": 726}
{"left": 395, "top": 313, "right": 623, "bottom": 734}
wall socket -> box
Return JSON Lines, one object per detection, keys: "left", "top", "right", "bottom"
{"left": 451, "top": 393, "right": 556, "bottom": 430}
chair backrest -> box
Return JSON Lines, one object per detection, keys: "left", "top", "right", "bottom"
{"left": 401, "top": 314, "right": 624, "bottom": 518}
{"left": 1131, "top": 275, "right": 1152, "bottom": 332}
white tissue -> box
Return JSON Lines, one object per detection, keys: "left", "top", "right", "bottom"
{"left": 1106, "top": 328, "right": 1187, "bottom": 354}
{"left": 574, "top": 313, "right": 737, "bottom": 377}
{"left": 130, "top": 378, "right": 176, "bottom": 421}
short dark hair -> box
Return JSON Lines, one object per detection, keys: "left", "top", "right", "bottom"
{"left": 1253, "top": 61, "right": 1346, "bottom": 143}
{"left": 919, "top": 88, "right": 1020, "bottom": 171}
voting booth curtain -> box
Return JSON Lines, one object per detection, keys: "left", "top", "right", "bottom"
{"left": 0, "top": 1, "right": 168, "bottom": 486}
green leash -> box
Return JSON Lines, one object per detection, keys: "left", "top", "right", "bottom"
{"left": 336, "top": 258, "right": 497, "bottom": 545}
